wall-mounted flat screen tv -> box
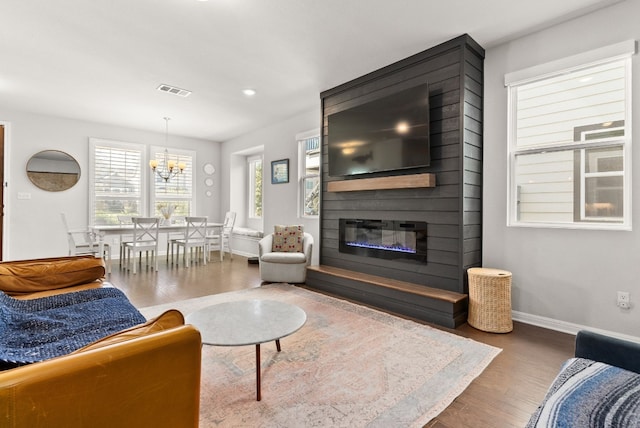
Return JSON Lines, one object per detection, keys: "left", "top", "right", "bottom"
{"left": 328, "top": 82, "right": 430, "bottom": 177}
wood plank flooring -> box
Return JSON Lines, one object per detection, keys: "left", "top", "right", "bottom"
{"left": 109, "top": 254, "right": 575, "bottom": 428}
{"left": 108, "top": 254, "right": 263, "bottom": 308}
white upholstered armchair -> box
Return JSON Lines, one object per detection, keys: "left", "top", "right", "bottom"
{"left": 258, "top": 232, "right": 313, "bottom": 283}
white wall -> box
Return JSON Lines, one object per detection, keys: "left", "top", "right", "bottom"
{"left": 0, "top": 108, "right": 220, "bottom": 261}
{"left": 220, "top": 108, "right": 320, "bottom": 264}
{"left": 484, "top": 0, "right": 640, "bottom": 337}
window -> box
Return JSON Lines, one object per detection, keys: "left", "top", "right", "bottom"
{"left": 150, "top": 146, "right": 195, "bottom": 219}
{"left": 248, "top": 155, "right": 262, "bottom": 218}
{"left": 506, "top": 43, "right": 633, "bottom": 229}
{"left": 298, "top": 132, "right": 320, "bottom": 217}
{"left": 89, "top": 138, "right": 145, "bottom": 225}
{"left": 90, "top": 140, "right": 195, "bottom": 226}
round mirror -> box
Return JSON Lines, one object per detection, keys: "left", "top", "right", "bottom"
{"left": 204, "top": 177, "right": 214, "bottom": 187}
{"left": 26, "top": 150, "right": 81, "bottom": 192}
{"left": 203, "top": 163, "right": 216, "bottom": 175}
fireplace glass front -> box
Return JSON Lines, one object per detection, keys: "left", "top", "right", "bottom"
{"left": 339, "top": 219, "right": 427, "bottom": 262}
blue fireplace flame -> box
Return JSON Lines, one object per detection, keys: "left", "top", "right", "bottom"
{"left": 345, "top": 241, "right": 416, "bottom": 254}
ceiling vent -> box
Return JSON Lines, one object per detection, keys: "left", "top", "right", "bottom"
{"left": 157, "top": 84, "right": 192, "bottom": 97}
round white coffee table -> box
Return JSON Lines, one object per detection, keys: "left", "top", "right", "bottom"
{"left": 185, "top": 299, "right": 306, "bottom": 401}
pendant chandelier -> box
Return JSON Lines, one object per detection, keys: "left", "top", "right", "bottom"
{"left": 149, "top": 117, "right": 186, "bottom": 182}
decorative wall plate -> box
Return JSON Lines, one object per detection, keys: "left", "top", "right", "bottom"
{"left": 203, "top": 163, "right": 216, "bottom": 175}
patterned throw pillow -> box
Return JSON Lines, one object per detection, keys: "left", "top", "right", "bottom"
{"left": 272, "top": 225, "right": 304, "bottom": 253}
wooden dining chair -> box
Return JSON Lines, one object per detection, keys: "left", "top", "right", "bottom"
{"left": 123, "top": 217, "right": 159, "bottom": 274}
{"left": 206, "top": 211, "right": 236, "bottom": 262}
{"left": 60, "top": 213, "right": 111, "bottom": 273}
{"left": 116, "top": 215, "right": 134, "bottom": 268}
{"left": 174, "top": 216, "right": 208, "bottom": 268}
{"left": 166, "top": 216, "right": 186, "bottom": 264}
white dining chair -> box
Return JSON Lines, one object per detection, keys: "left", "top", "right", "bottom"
{"left": 207, "top": 211, "right": 236, "bottom": 262}
{"left": 60, "top": 213, "right": 112, "bottom": 273}
{"left": 166, "top": 216, "right": 186, "bottom": 264}
{"left": 116, "top": 215, "right": 134, "bottom": 268}
{"left": 174, "top": 216, "right": 208, "bottom": 267}
{"left": 123, "top": 217, "right": 159, "bottom": 274}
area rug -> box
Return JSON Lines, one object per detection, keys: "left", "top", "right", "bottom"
{"left": 140, "top": 284, "right": 501, "bottom": 427}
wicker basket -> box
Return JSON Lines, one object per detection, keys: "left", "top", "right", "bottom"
{"left": 467, "top": 267, "right": 513, "bottom": 333}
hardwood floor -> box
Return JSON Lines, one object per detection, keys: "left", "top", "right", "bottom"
{"left": 109, "top": 254, "right": 575, "bottom": 428}
{"left": 108, "top": 253, "right": 263, "bottom": 308}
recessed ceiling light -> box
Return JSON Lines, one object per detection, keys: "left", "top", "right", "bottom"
{"left": 243, "top": 88, "right": 257, "bottom": 97}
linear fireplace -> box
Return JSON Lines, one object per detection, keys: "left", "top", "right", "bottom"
{"left": 339, "top": 219, "right": 427, "bottom": 262}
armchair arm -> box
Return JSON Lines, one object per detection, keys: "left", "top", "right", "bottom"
{"left": 258, "top": 234, "right": 274, "bottom": 257}
{"left": 303, "top": 233, "right": 314, "bottom": 265}
{"left": 0, "top": 256, "right": 105, "bottom": 297}
{"left": 575, "top": 330, "right": 640, "bottom": 374}
{"left": 0, "top": 325, "right": 202, "bottom": 428}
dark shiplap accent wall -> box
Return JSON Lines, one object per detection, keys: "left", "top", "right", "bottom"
{"left": 318, "top": 34, "right": 484, "bottom": 294}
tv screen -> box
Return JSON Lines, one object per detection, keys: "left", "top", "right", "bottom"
{"left": 328, "top": 82, "right": 430, "bottom": 177}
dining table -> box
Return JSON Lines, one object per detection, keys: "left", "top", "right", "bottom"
{"left": 91, "top": 221, "right": 224, "bottom": 265}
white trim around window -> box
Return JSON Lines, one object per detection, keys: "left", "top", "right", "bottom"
{"left": 505, "top": 39, "right": 636, "bottom": 87}
{"left": 506, "top": 41, "right": 635, "bottom": 230}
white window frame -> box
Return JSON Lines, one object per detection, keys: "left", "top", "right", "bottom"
{"left": 248, "top": 155, "right": 263, "bottom": 219}
{"left": 149, "top": 145, "right": 196, "bottom": 219}
{"left": 505, "top": 41, "right": 635, "bottom": 230}
{"left": 297, "top": 129, "right": 320, "bottom": 218}
{"left": 89, "top": 138, "right": 147, "bottom": 226}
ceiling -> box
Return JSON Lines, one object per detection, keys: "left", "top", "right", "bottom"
{"left": 0, "top": 0, "right": 621, "bottom": 142}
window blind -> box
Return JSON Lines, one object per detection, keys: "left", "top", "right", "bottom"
{"left": 515, "top": 60, "right": 626, "bottom": 149}
{"left": 152, "top": 150, "right": 194, "bottom": 197}
{"left": 90, "top": 140, "right": 144, "bottom": 225}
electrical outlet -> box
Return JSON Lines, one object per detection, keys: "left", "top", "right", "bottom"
{"left": 617, "top": 291, "right": 630, "bottom": 309}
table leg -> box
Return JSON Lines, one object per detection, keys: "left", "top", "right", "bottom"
{"left": 256, "top": 344, "right": 261, "bottom": 401}
{"left": 255, "top": 341, "right": 283, "bottom": 401}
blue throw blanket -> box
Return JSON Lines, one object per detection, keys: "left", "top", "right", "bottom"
{"left": 0, "top": 288, "right": 146, "bottom": 366}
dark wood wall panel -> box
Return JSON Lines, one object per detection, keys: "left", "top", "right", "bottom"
{"left": 315, "top": 34, "right": 484, "bottom": 297}
{"left": 460, "top": 41, "right": 485, "bottom": 285}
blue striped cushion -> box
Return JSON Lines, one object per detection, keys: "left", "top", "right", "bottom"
{"left": 528, "top": 358, "right": 640, "bottom": 427}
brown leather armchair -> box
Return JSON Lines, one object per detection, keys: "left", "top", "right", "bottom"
{"left": 0, "top": 256, "right": 202, "bottom": 428}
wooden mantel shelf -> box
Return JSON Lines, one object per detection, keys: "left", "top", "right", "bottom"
{"left": 327, "top": 173, "right": 435, "bottom": 192}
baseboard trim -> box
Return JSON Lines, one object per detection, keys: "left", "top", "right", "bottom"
{"left": 232, "top": 249, "right": 258, "bottom": 258}
{"left": 512, "top": 310, "right": 640, "bottom": 343}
